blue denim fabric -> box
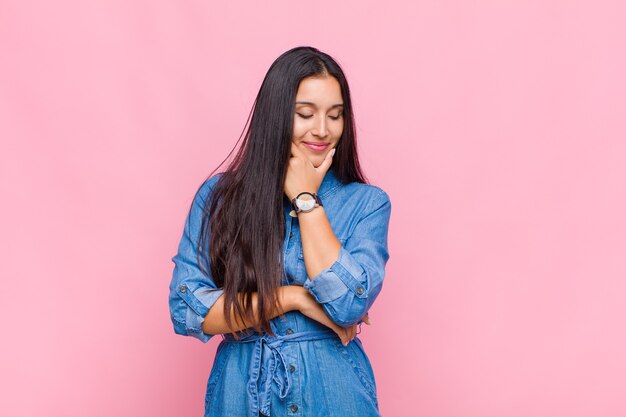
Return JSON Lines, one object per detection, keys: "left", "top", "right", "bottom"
{"left": 169, "top": 167, "right": 391, "bottom": 417}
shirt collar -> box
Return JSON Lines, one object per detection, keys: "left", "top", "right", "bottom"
{"left": 317, "top": 166, "right": 341, "bottom": 198}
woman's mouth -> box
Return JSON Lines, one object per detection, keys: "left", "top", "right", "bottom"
{"left": 303, "top": 142, "right": 329, "bottom": 152}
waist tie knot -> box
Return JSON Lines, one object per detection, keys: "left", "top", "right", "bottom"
{"left": 223, "top": 328, "right": 337, "bottom": 417}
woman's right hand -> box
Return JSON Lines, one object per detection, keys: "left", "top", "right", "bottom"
{"left": 286, "top": 285, "right": 368, "bottom": 346}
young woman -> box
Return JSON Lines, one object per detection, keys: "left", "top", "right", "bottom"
{"left": 168, "top": 46, "right": 392, "bottom": 417}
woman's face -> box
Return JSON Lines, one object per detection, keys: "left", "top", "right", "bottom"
{"left": 292, "top": 75, "right": 344, "bottom": 168}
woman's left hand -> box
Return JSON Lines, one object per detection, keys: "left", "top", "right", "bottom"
{"left": 284, "top": 142, "right": 335, "bottom": 201}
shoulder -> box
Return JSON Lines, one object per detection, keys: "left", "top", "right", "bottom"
{"left": 194, "top": 172, "right": 225, "bottom": 204}
{"left": 340, "top": 181, "right": 391, "bottom": 210}
{"left": 326, "top": 181, "right": 391, "bottom": 227}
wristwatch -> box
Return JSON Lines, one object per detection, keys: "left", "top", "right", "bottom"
{"left": 289, "top": 192, "right": 323, "bottom": 217}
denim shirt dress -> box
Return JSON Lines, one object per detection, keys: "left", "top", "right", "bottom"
{"left": 168, "top": 167, "right": 392, "bottom": 417}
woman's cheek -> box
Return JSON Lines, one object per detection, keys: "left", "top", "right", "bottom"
{"left": 292, "top": 122, "right": 307, "bottom": 139}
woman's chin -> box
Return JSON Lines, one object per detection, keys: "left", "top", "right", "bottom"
{"left": 309, "top": 157, "right": 324, "bottom": 168}
{"left": 299, "top": 151, "right": 321, "bottom": 166}
{"left": 297, "top": 144, "right": 331, "bottom": 168}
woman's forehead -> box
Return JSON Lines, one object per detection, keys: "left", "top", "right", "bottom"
{"left": 296, "top": 77, "right": 342, "bottom": 101}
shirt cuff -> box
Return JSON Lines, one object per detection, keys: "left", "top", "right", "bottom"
{"left": 176, "top": 283, "right": 224, "bottom": 342}
{"left": 303, "top": 246, "right": 369, "bottom": 303}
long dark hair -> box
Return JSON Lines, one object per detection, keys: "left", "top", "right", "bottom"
{"left": 196, "top": 46, "right": 368, "bottom": 338}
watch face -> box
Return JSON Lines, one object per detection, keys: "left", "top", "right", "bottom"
{"left": 296, "top": 193, "right": 316, "bottom": 211}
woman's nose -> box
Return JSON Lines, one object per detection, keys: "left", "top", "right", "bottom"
{"left": 312, "top": 117, "right": 329, "bottom": 138}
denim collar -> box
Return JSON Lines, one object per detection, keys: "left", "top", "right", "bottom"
{"left": 317, "top": 166, "right": 341, "bottom": 198}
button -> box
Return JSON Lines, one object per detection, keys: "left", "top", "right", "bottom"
{"left": 356, "top": 287, "right": 364, "bottom": 295}
{"left": 290, "top": 404, "right": 299, "bottom": 412}
{"left": 286, "top": 328, "right": 294, "bottom": 335}
{"left": 179, "top": 284, "right": 187, "bottom": 293}
{"left": 289, "top": 364, "right": 295, "bottom": 373}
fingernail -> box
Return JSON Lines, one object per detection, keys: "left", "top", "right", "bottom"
{"left": 331, "top": 148, "right": 336, "bottom": 156}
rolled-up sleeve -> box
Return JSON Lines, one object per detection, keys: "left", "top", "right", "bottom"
{"left": 303, "top": 190, "right": 391, "bottom": 327}
{"left": 168, "top": 176, "right": 224, "bottom": 343}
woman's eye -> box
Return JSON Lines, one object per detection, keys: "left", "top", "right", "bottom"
{"left": 296, "top": 113, "right": 342, "bottom": 120}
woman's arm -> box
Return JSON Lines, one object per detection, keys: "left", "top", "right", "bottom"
{"left": 297, "top": 205, "right": 341, "bottom": 279}
{"left": 201, "top": 285, "right": 299, "bottom": 335}
{"left": 283, "top": 143, "right": 388, "bottom": 330}
{"left": 300, "top": 191, "right": 392, "bottom": 327}
{"left": 203, "top": 285, "right": 360, "bottom": 345}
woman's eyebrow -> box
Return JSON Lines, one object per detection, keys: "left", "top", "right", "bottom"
{"left": 295, "top": 101, "right": 344, "bottom": 109}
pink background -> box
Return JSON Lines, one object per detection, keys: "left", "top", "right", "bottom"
{"left": 2, "top": 1, "right": 625, "bottom": 416}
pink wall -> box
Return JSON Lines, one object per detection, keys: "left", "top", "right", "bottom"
{"left": 2, "top": 1, "right": 625, "bottom": 416}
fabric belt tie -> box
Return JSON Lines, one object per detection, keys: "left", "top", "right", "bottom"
{"left": 223, "top": 329, "right": 337, "bottom": 417}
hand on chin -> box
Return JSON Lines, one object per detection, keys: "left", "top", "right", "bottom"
{"left": 285, "top": 141, "right": 335, "bottom": 200}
